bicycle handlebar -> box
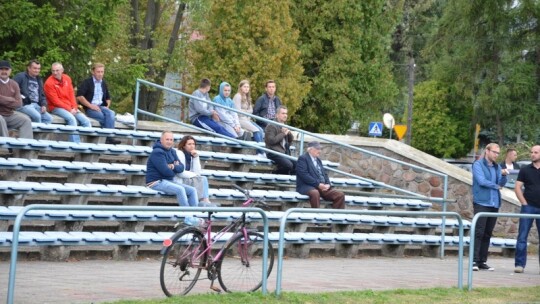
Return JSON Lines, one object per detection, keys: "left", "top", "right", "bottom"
{"left": 233, "top": 184, "right": 269, "bottom": 210}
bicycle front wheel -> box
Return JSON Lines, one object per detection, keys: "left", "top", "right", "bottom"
{"left": 160, "top": 227, "right": 207, "bottom": 297}
{"left": 217, "top": 231, "right": 274, "bottom": 292}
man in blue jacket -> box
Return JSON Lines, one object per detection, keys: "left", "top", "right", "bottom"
{"left": 471, "top": 143, "right": 508, "bottom": 271}
{"left": 296, "top": 141, "right": 345, "bottom": 209}
{"left": 146, "top": 131, "right": 198, "bottom": 207}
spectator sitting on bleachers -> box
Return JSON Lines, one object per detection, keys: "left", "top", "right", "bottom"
{"left": 174, "top": 135, "right": 217, "bottom": 207}
{"left": 13, "top": 59, "right": 53, "bottom": 124}
{"left": 296, "top": 141, "right": 345, "bottom": 209}
{"left": 188, "top": 78, "right": 235, "bottom": 138}
{"left": 146, "top": 131, "right": 198, "bottom": 207}
{"left": 0, "top": 60, "right": 33, "bottom": 139}
{"left": 264, "top": 105, "right": 295, "bottom": 175}
{"left": 233, "top": 79, "right": 265, "bottom": 157}
{"left": 213, "top": 81, "right": 248, "bottom": 139}
{"left": 76, "top": 63, "right": 120, "bottom": 145}
{"left": 253, "top": 80, "right": 282, "bottom": 129}
{"left": 44, "top": 62, "right": 91, "bottom": 143}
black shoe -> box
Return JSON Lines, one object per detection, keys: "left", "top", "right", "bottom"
{"left": 478, "top": 263, "right": 494, "bottom": 271}
{"left": 472, "top": 263, "right": 479, "bottom": 271}
{"left": 106, "top": 138, "right": 121, "bottom": 145}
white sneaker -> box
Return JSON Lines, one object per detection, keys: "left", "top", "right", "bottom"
{"left": 514, "top": 266, "right": 524, "bottom": 273}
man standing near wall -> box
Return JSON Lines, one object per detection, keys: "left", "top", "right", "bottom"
{"left": 471, "top": 143, "right": 508, "bottom": 271}
{"left": 513, "top": 145, "right": 540, "bottom": 274}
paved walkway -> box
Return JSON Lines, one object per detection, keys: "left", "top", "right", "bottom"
{"left": 1, "top": 256, "right": 539, "bottom": 303}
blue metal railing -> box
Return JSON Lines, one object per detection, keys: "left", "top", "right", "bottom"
{"left": 274, "top": 208, "right": 465, "bottom": 296}
{"left": 467, "top": 212, "right": 540, "bottom": 291}
{"left": 6, "top": 205, "right": 270, "bottom": 304}
{"left": 133, "top": 79, "right": 451, "bottom": 256}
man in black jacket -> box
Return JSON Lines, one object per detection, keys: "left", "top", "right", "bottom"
{"left": 14, "top": 59, "right": 52, "bottom": 124}
{"left": 76, "top": 63, "right": 119, "bottom": 144}
{"left": 253, "top": 80, "right": 282, "bottom": 129}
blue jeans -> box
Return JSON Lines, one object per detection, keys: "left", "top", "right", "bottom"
{"left": 192, "top": 115, "right": 236, "bottom": 138}
{"left": 51, "top": 108, "right": 91, "bottom": 143}
{"left": 85, "top": 106, "right": 115, "bottom": 128}
{"left": 17, "top": 103, "right": 53, "bottom": 124}
{"left": 515, "top": 204, "right": 540, "bottom": 268}
{"left": 201, "top": 176, "right": 209, "bottom": 199}
{"left": 150, "top": 179, "right": 198, "bottom": 207}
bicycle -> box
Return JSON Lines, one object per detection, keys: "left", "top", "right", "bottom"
{"left": 159, "top": 185, "right": 275, "bottom": 296}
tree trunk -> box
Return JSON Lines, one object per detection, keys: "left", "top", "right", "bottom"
{"left": 406, "top": 55, "right": 415, "bottom": 144}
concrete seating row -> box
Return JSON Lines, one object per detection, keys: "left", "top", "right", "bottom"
{"left": 0, "top": 181, "right": 432, "bottom": 209}
{"left": 0, "top": 137, "right": 339, "bottom": 167}
{"left": 32, "top": 122, "right": 264, "bottom": 149}
{"left": 0, "top": 206, "right": 467, "bottom": 229}
{"left": 0, "top": 230, "right": 516, "bottom": 248}
{"left": 0, "top": 157, "right": 376, "bottom": 189}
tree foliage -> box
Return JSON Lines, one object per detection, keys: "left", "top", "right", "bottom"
{"left": 424, "top": 0, "right": 540, "bottom": 146}
{"left": 290, "top": 0, "right": 403, "bottom": 134}
{"left": 411, "top": 81, "right": 472, "bottom": 158}
{"left": 187, "top": 0, "right": 309, "bottom": 116}
{"left": 0, "top": 0, "right": 120, "bottom": 82}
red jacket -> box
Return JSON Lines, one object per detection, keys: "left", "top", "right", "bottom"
{"left": 44, "top": 74, "right": 77, "bottom": 112}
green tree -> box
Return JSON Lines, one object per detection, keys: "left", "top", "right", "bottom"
{"left": 425, "top": 0, "right": 540, "bottom": 146}
{"left": 290, "top": 0, "right": 402, "bottom": 134}
{"left": 411, "top": 81, "right": 471, "bottom": 158}
{"left": 187, "top": 0, "right": 309, "bottom": 116}
{"left": 0, "top": 0, "right": 120, "bottom": 82}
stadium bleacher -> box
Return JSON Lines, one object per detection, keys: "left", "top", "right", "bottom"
{"left": 0, "top": 122, "right": 517, "bottom": 260}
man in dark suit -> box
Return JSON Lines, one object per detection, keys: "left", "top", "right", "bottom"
{"left": 76, "top": 62, "right": 120, "bottom": 144}
{"left": 264, "top": 105, "right": 295, "bottom": 175}
{"left": 296, "top": 141, "right": 345, "bottom": 209}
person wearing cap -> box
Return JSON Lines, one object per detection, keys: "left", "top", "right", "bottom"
{"left": 296, "top": 141, "right": 345, "bottom": 209}
{"left": 264, "top": 105, "right": 296, "bottom": 175}
{"left": 76, "top": 63, "right": 120, "bottom": 145}
{"left": 13, "top": 59, "right": 53, "bottom": 124}
{"left": 0, "top": 60, "right": 34, "bottom": 139}
{"left": 44, "top": 62, "right": 91, "bottom": 143}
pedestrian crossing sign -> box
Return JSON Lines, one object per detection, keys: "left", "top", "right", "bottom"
{"left": 368, "top": 122, "right": 383, "bottom": 137}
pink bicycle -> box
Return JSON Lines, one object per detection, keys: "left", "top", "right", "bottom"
{"left": 159, "top": 185, "right": 274, "bottom": 296}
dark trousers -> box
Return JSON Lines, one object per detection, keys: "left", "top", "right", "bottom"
{"left": 473, "top": 204, "right": 499, "bottom": 264}
{"left": 307, "top": 188, "right": 345, "bottom": 209}
{"left": 267, "top": 154, "right": 296, "bottom": 175}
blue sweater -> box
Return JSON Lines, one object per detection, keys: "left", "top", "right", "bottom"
{"left": 472, "top": 158, "right": 507, "bottom": 208}
{"left": 146, "top": 140, "right": 185, "bottom": 184}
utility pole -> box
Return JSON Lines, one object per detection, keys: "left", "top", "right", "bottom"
{"left": 406, "top": 54, "right": 415, "bottom": 145}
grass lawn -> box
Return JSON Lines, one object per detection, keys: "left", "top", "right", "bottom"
{"left": 106, "top": 286, "right": 540, "bottom": 304}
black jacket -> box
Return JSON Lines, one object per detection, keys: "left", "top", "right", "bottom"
{"left": 76, "top": 77, "right": 111, "bottom": 109}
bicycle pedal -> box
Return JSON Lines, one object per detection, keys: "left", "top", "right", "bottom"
{"left": 210, "top": 286, "right": 222, "bottom": 293}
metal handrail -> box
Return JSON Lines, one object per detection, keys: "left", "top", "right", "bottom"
{"left": 275, "top": 208, "right": 465, "bottom": 296}
{"left": 6, "top": 205, "right": 270, "bottom": 304}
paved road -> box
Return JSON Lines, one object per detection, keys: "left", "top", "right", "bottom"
{"left": 1, "top": 256, "right": 539, "bottom": 303}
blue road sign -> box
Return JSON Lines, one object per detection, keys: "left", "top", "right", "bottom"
{"left": 368, "top": 122, "right": 383, "bottom": 137}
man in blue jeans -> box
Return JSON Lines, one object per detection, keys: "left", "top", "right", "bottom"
{"left": 14, "top": 59, "right": 53, "bottom": 124}
{"left": 146, "top": 131, "right": 198, "bottom": 207}
{"left": 76, "top": 63, "right": 120, "bottom": 144}
{"left": 471, "top": 143, "right": 508, "bottom": 271}
{"left": 188, "top": 78, "right": 235, "bottom": 138}
{"left": 513, "top": 145, "right": 540, "bottom": 274}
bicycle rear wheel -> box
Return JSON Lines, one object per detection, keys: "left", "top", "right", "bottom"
{"left": 160, "top": 227, "right": 207, "bottom": 296}
{"left": 217, "top": 231, "right": 274, "bottom": 292}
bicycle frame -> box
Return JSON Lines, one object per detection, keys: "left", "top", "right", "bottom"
{"left": 167, "top": 197, "right": 259, "bottom": 270}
